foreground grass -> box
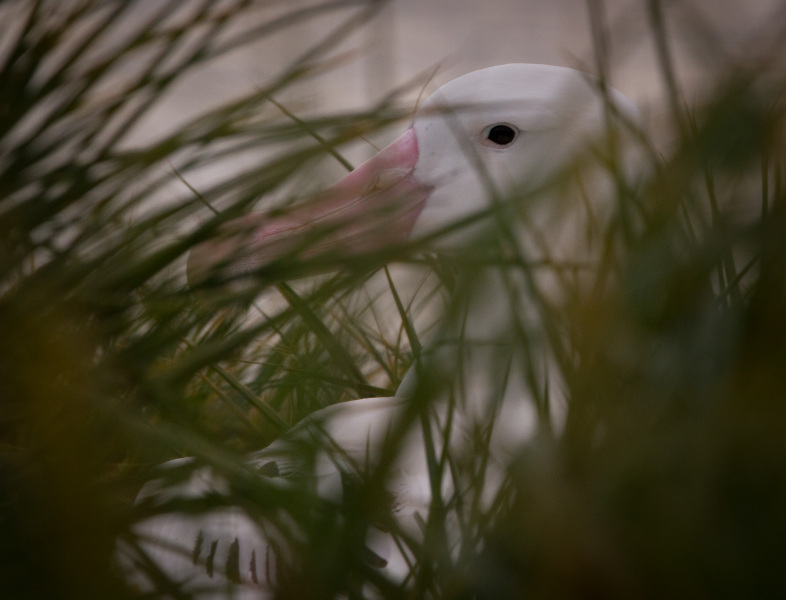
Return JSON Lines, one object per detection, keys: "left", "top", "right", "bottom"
{"left": 1, "top": 1, "right": 786, "bottom": 598}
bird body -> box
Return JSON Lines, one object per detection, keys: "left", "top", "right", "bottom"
{"left": 120, "top": 63, "right": 640, "bottom": 598}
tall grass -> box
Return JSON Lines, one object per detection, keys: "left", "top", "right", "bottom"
{"left": 1, "top": 0, "right": 786, "bottom": 598}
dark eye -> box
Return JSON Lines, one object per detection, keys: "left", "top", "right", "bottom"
{"left": 484, "top": 124, "right": 518, "bottom": 147}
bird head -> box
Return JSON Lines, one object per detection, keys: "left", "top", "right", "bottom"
{"left": 187, "top": 64, "right": 640, "bottom": 286}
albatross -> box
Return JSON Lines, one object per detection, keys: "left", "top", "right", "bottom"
{"left": 120, "top": 63, "right": 641, "bottom": 599}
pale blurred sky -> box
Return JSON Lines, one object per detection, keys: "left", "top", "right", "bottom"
{"left": 126, "top": 0, "right": 784, "bottom": 182}
{"left": 145, "top": 0, "right": 784, "bottom": 133}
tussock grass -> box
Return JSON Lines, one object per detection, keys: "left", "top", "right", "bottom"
{"left": 2, "top": 1, "right": 786, "bottom": 598}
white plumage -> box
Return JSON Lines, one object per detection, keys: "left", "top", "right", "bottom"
{"left": 119, "top": 64, "right": 640, "bottom": 598}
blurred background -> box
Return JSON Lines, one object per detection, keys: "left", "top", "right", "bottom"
{"left": 133, "top": 0, "right": 785, "bottom": 139}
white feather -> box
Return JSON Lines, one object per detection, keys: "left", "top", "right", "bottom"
{"left": 120, "top": 63, "right": 641, "bottom": 598}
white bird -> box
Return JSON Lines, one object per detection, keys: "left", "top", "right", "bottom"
{"left": 119, "top": 64, "right": 641, "bottom": 599}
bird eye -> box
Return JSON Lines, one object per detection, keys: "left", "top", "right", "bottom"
{"left": 482, "top": 123, "right": 519, "bottom": 147}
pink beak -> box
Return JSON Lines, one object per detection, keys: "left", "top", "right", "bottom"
{"left": 187, "top": 128, "right": 430, "bottom": 285}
